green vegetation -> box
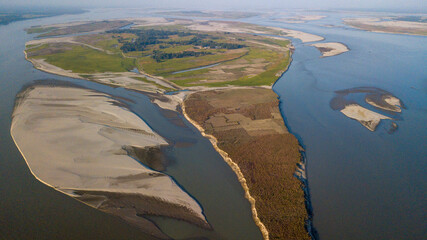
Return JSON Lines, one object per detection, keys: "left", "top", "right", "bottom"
{"left": 33, "top": 44, "right": 135, "bottom": 73}
{"left": 26, "top": 26, "right": 56, "bottom": 34}
{"left": 26, "top": 23, "right": 291, "bottom": 88}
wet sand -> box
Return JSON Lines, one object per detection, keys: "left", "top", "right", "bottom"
{"left": 11, "top": 84, "right": 209, "bottom": 239}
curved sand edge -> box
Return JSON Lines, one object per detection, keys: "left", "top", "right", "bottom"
{"left": 181, "top": 98, "right": 270, "bottom": 240}
{"left": 340, "top": 104, "right": 391, "bottom": 131}
{"left": 310, "top": 42, "right": 349, "bottom": 57}
{"left": 11, "top": 85, "right": 209, "bottom": 238}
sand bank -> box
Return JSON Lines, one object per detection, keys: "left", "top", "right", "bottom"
{"left": 268, "top": 27, "right": 324, "bottom": 43}
{"left": 340, "top": 104, "right": 391, "bottom": 131}
{"left": 343, "top": 17, "right": 427, "bottom": 36}
{"left": 366, "top": 95, "right": 402, "bottom": 112}
{"left": 11, "top": 84, "right": 209, "bottom": 239}
{"left": 311, "top": 42, "right": 349, "bottom": 57}
{"left": 276, "top": 15, "right": 326, "bottom": 23}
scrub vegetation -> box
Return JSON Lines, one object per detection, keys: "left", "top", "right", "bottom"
{"left": 184, "top": 89, "right": 310, "bottom": 240}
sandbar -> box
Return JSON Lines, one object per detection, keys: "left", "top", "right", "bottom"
{"left": 340, "top": 104, "right": 391, "bottom": 131}
{"left": 311, "top": 42, "right": 349, "bottom": 57}
{"left": 11, "top": 84, "right": 209, "bottom": 239}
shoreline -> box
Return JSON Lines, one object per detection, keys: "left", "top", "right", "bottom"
{"left": 272, "top": 53, "right": 316, "bottom": 239}
{"left": 10, "top": 85, "right": 210, "bottom": 239}
{"left": 181, "top": 100, "right": 270, "bottom": 240}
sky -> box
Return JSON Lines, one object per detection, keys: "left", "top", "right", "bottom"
{"left": 1, "top": 0, "right": 426, "bottom": 12}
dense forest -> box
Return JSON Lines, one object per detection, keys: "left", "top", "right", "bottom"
{"left": 152, "top": 50, "right": 212, "bottom": 62}
{"left": 110, "top": 28, "right": 246, "bottom": 61}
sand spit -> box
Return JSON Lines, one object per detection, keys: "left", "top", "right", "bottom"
{"left": 268, "top": 27, "right": 324, "bottom": 43}
{"left": 310, "top": 42, "right": 349, "bottom": 57}
{"left": 340, "top": 104, "right": 391, "bottom": 131}
{"left": 11, "top": 85, "right": 209, "bottom": 239}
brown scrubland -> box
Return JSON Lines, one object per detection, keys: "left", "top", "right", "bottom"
{"left": 184, "top": 88, "right": 310, "bottom": 239}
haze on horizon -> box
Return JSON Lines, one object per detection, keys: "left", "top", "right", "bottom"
{"left": 1, "top": 0, "right": 426, "bottom": 13}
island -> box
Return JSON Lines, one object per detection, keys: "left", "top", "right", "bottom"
{"left": 11, "top": 84, "right": 209, "bottom": 239}
{"left": 157, "top": 10, "right": 259, "bottom": 19}
{"left": 275, "top": 15, "right": 326, "bottom": 24}
{"left": 343, "top": 16, "right": 427, "bottom": 36}
{"left": 310, "top": 42, "right": 349, "bottom": 57}
{"left": 16, "top": 17, "right": 336, "bottom": 239}
{"left": 330, "top": 87, "right": 404, "bottom": 132}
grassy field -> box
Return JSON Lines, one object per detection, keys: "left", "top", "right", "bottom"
{"left": 167, "top": 45, "right": 290, "bottom": 87}
{"left": 26, "top": 26, "right": 56, "bottom": 34}
{"left": 32, "top": 43, "right": 135, "bottom": 73}
{"left": 26, "top": 26, "right": 291, "bottom": 87}
{"left": 139, "top": 48, "right": 248, "bottom": 76}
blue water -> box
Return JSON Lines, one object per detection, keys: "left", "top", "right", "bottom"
{"left": 250, "top": 13, "right": 427, "bottom": 240}
{"left": 0, "top": 8, "right": 425, "bottom": 240}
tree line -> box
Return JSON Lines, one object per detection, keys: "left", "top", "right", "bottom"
{"left": 152, "top": 50, "right": 212, "bottom": 62}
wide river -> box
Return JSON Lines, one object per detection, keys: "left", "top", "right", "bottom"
{"left": 0, "top": 8, "right": 426, "bottom": 240}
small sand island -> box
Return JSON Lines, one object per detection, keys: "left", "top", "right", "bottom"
{"left": 11, "top": 84, "right": 209, "bottom": 239}
{"left": 330, "top": 87, "right": 404, "bottom": 132}
{"left": 343, "top": 16, "right": 427, "bottom": 36}
{"left": 311, "top": 42, "right": 349, "bottom": 57}
{"left": 275, "top": 15, "right": 326, "bottom": 24}
{"left": 18, "top": 17, "right": 324, "bottom": 239}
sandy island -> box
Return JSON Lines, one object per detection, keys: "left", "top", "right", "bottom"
{"left": 276, "top": 15, "right": 326, "bottom": 24}
{"left": 340, "top": 104, "right": 391, "bottom": 131}
{"left": 311, "top": 42, "right": 349, "bottom": 57}
{"left": 330, "top": 87, "right": 403, "bottom": 132}
{"left": 343, "top": 17, "right": 427, "bottom": 36}
{"left": 11, "top": 84, "right": 209, "bottom": 239}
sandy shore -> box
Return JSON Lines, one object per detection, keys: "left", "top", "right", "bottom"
{"left": 268, "top": 27, "right": 324, "bottom": 43}
{"left": 310, "top": 42, "right": 349, "bottom": 57}
{"left": 340, "top": 104, "right": 391, "bottom": 131}
{"left": 11, "top": 84, "right": 209, "bottom": 238}
{"left": 366, "top": 95, "right": 402, "bottom": 112}
{"left": 343, "top": 17, "right": 427, "bottom": 36}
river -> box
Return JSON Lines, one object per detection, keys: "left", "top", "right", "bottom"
{"left": 0, "top": 8, "right": 426, "bottom": 240}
